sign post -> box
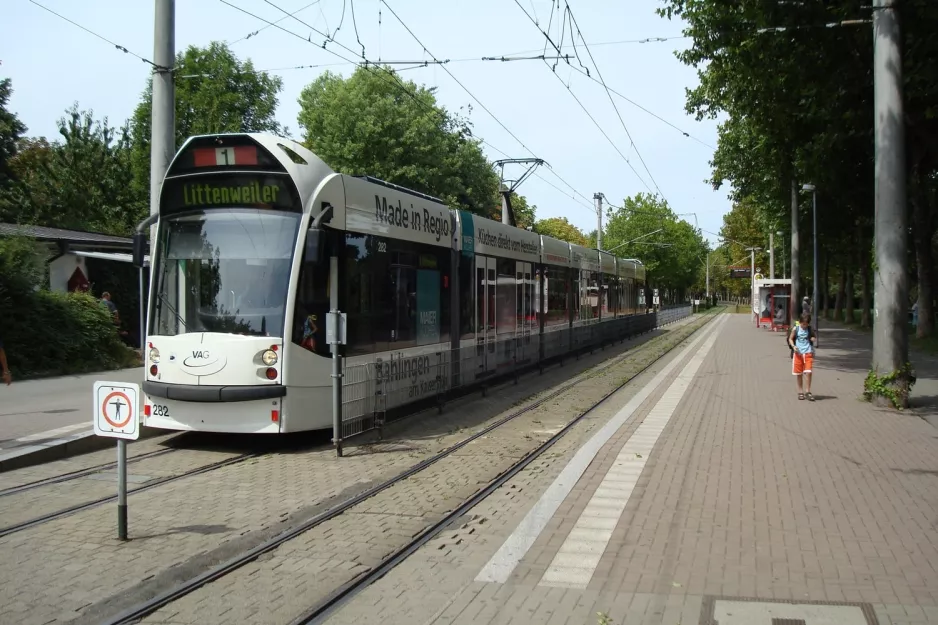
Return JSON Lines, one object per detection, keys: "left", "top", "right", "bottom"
{"left": 93, "top": 381, "right": 140, "bottom": 541}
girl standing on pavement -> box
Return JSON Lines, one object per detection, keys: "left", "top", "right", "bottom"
{"left": 789, "top": 312, "right": 817, "bottom": 401}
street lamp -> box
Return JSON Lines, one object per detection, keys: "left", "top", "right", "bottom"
{"left": 802, "top": 183, "right": 819, "bottom": 346}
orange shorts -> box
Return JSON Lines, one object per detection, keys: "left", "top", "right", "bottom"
{"left": 792, "top": 352, "right": 814, "bottom": 375}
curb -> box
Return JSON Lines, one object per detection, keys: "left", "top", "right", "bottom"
{"left": 0, "top": 426, "right": 164, "bottom": 472}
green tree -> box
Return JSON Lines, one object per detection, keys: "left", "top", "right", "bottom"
{"left": 504, "top": 192, "right": 536, "bottom": 229}
{"left": 0, "top": 78, "right": 27, "bottom": 190}
{"left": 534, "top": 216, "right": 588, "bottom": 245}
{"left": 603, "top": 193, "right": 706, "bottom": 302}
{"left": 2, "top": 106, "right": 143, "bottom": 234}
{"left": 297, "top": 66, "right": 500, "bottom": 216}
{"left": 129, "top": 42, "right": 283, "bottom": 198}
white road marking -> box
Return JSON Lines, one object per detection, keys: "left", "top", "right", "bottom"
{"left": 713, "top": 600, "right": 868, "bottom": 624}
{"left": 474, "top": 314, "right": 726, "bottom": 584}
{"left": 12, "top": 422, "right": 92, "bottom": 442}
{"left": 539, "top": 316, "right": 723, "bottom": 589}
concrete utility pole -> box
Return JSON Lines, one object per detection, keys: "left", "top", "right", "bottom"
{"left": 872, "top": 0, "right": 910, "bottom": 406}
{"left": 594, "top": 193, "right": 603, "bottom": 250}
{"left": 149, "top": 0, "right": 175, "bottom": 238}
{"left": 705, "top": 252, "right": 710, "bottom": 298}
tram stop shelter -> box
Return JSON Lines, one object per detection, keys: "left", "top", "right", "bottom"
{"left": 752, "top": 278, "right": 792, "bottom": 332}
{"left": 0, "top": 223, "right": 149, "bottom": 293}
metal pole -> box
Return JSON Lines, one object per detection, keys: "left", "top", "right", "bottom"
{"left": 769, "top": 232, "right": 775, "bottom": 279}
{"left": 138, "top": 268, "right": 146, "bottom": 350}
{"left": 812, "top": 191, "right": 820, "bottom": 346}
{"left": 117, "top": 439, "right": 128, "bottom": 540}
{"left": 705, "top": 252, "right": 710, "bottom": 299}
{"left": 594, "top": 193, "right": 603, "bottom": 250}
{"left": 750, "top": 248, "right": 755, "bottom": 304}
{"left": 150, "top": 0, "right": 175, "bottom": 243}
{"left": 872, "top": 0, "right": 909, "bottom": 403}
{"left": 329, "top": 255, "right": 343, "bottom": 457}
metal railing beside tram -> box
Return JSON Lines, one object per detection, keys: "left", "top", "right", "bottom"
{"left": 335, "top": 306, "right": 692, "bottom": 448}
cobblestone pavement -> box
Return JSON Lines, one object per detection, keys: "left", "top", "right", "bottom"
{"left": 134, "top": 313, "right": 720, "bottom": 625}
{"left": 0, "top": 313, "right": 703, "bottom": 625}
{"left": 324, "top": 314, "right": 938, "bottom": 625}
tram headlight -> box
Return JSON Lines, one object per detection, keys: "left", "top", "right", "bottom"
{"left": 148, "top": 347, "right": 160, "bottom": 364}
{"left": 261, "top": 349, "right": 278, "bottom": 366}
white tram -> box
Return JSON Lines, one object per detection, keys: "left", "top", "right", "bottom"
{"left": 141, "top": 133, "right": 648, "bottom": 434}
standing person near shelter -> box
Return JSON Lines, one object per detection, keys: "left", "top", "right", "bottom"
{"left": 789, "top": 311, "right": 817, "bottom": 401}
{"left": 100, "top": 291, "right": 119, "bottom": 322}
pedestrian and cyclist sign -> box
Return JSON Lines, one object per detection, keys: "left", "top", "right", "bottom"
{"left": 93, "top": 381, "right": 140, "bottom": 440}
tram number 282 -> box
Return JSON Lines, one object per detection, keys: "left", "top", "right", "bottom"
{"left": 151, "top": 404, "right": 171, "bottom": 417}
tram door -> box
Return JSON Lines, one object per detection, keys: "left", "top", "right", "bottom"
{"left": 517, "top": 261, "right": 534, "bottom": 361}
{"left": 476, "top": 256, "right": 498, "bottom": 376}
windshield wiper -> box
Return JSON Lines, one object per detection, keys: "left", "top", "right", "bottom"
{"left": 155, "top": 292, "right": 188, "bottom": 332}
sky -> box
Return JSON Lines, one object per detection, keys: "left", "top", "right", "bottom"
{"left": 4, "top": 0, "right": 730, "bottom": 246}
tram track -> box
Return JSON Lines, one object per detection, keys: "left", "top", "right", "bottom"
{"left": 0, "top": 452, "right": 257, "bottom": 539}
{"left": 0, "top": 448, "right": 178, "bottom": 498}
{"left": 102, "top": 309, "right": 721, "bottom": 625}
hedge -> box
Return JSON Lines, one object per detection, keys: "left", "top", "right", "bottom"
{"left": 1, "top": 237, "right": 138, "bottom": 378}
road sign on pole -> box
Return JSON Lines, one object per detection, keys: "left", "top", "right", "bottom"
{"left": 93, "top": 381, "right": 140, "bottom": 541}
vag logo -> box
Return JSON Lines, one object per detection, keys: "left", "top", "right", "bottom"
{"left": 183, "top": 350, "right": 220, "bottom": 368}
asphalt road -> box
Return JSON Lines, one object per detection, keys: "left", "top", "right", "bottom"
{"left": 0, "top": 368, "right": 144, "bottom": 450}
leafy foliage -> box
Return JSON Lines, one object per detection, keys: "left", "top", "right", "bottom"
{"left": 863, "top": 363, "right": 916, "bottom": 410}
{"left": 603, "top": 193, "right": 707, "bottom": 298}
{"left": 2, "top": 107, "right": 144, "bottom": 234}
{"left": 0, "top": 78, "right": 27, "bottom": 190}
{"left": 0, "top": 237, "right": 135, "bottom": 377}
{"left": 535, "top": 216, "right": 588, "bottom": 245}
{"left": 129, "top": 42, "right": 284, "bottom": 198}
{"left": 297, "top": 66, "right": 505, "bottom": 217}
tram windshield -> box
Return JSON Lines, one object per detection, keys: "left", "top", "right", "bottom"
{"left": 151, "top": 209, "right": 300, "bottom": 337}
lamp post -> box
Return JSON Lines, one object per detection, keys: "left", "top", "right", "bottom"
{"left": 802, "top": 184, "right": 819, "bottom": 346}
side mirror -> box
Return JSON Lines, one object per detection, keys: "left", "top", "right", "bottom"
{"left": 132, "top": 232, "right": 147, "bottom": 268}
{"left": 305, "top": 228, "right": 324, "bottom": 263}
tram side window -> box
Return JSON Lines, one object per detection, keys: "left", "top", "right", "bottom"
{"left": 344, "top": 234, "right": 451, "bottom": 353}
{"left": 602, "top": 273, "right": 615, "bottom": 317}
{"left": 545, "top": 266, "right": 569, "bottom": 327}
{"left": 571, "top": 269, "right": 580, "bottom": 321}
{"left": 344, "top": 233, "right": 388, "bottom": 355}
{"left": 496, "top": 258, "right": 516, "bottom": 335}
{"left": 291, "top": 232, "right": 331, "bottom": 357}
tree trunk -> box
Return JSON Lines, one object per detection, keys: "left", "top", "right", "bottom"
{"left": 790, "top": 179, "right": 800, "bottom": 322}
{"left": 834, "top": 267, "right": 846, "bottom": 322}
{"left": 822, "top": 251, "right": 832, "bottom": 319}
{"left": 911, "top": 168, "right": 936, "bottom": 339}
{"left": 859, "top": 223, "right": 873, "bottom": 328}
{"left": 845, "top": 268, "right": 855, "bottom": 325}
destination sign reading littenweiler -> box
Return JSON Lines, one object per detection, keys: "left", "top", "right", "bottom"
{"left": 161, "top": 173, "right": 301, "bottom": 214}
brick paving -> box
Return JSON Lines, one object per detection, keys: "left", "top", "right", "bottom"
{"left": 0, "top": 313, "right": 700, "bottom": 625}
{"left": 134, "top": 315, "right": 716, "bottom": 625}
{"left": 326, "top": 313, "right": 938, "bottom": 625}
